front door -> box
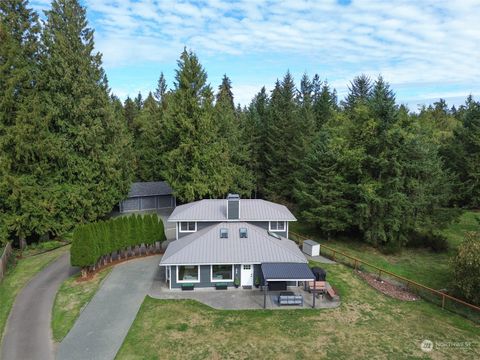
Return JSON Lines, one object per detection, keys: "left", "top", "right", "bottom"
{"left": 241, "top": 264, "right": 253, "bottom": 287}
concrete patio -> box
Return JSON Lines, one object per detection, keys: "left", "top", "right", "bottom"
{"left": 149, "top": 267, "right": 341, "bottom": 310}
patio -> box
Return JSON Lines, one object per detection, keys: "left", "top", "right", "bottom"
{"left": 149, "top": 281, "right": 341, "bottom": 310}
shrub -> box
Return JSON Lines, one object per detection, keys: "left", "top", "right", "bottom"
{"left": 452, "top": 232, "right": 480, "bottom": 305}
{"left": 71, "top": 215, "right": 167, "bottom": 275}
{"left": 407, "top": 230, "right": 449, "bottom": 253}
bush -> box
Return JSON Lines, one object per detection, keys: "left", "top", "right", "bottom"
{"left": 71, "top": 215, "right": 167, "bottom": 274}
{"left": 452, "top": 232, "right": 480, "bottom": 305}
{"left": 407, "top": 230, "right": 449, "bottom": 253}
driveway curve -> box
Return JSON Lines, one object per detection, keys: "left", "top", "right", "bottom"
{"left": 57, "top": 255, "right": 160, "bottom": 360}
{"left": 1, "top": 252, "right": 77, "bottom": 360}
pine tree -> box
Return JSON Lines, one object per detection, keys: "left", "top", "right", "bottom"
{"left": 0, "top": 0, "right": 44, "bottom": 248}
{"left": 342, "top": 74, "right": 372, "bottom": 111}
{"left": 39, "top": 0, "right": 133, "bottom": 234}
{"left": 313, "top": 79, "right": 337, "bottom": 129}
{"left": 160, "top": 49, "right": 239, "bottom": 201}
{"left": 215, "top": 75, "right": 254, "bottom": 196}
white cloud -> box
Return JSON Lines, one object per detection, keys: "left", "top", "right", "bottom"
{"left": 30, "top": 0, "right": 479, "bottom": 105}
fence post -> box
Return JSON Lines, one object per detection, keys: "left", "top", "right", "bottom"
{"left": 442, "top": 294, "right": 445, "bottom": 309}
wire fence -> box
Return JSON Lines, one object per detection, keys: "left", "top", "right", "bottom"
{"left": 290, "top": 231, "right": 480, "bottom": 323}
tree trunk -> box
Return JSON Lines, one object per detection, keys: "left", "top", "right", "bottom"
{"left": 81, "top": 267, "right": 87, "bottom": 278}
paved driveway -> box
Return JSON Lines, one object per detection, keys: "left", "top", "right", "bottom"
{"left": 1, "top": 252, "right": 77, "bottom": 360}
{"left": 56, "top": 255, "right": 160, "bottom": 360}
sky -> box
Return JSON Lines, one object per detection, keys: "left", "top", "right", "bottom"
{"left": 31, "top": 0, "right": 480, "bottom": 110}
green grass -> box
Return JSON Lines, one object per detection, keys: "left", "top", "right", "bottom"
{"left": 51, "top": 266, "right": 112, "bottom": 342}
{"left": 290, "top": 211, "right": 480, "bottom": 290}
{"left": 117, "top": 261, "right": 480, "bottom": 359}
{"left": 0, "top": 245, "right": 69, "bottom": 342}
{"left": 21, "top": 240, "right": 69, "bottom": 257}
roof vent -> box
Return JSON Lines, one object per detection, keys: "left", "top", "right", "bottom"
{"left": 226, "top": 193, "right": 240, "bottom": 220}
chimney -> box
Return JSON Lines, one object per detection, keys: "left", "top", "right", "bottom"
{"left": 227, "top": 194, "right": 240, "bottom": 220}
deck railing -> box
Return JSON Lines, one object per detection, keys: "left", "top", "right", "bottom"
{"left": 290, "top": 231, "right": 480, "bottom": 323}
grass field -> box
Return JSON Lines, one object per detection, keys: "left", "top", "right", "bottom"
{"left": 117, "top": 261, "right": 480, "bottom": 359}
{"left": 290, "top": 211, "right": 479, "bottom": 290}
{"left": 0, "top": 245, "right": 69, "bottom": 342}
{"left": 51, "top": 267, "right": 112, "bottom": 342}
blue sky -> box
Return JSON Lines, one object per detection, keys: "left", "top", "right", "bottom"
{"left": 31, "top": 0, "right": 480, "bottom": 110}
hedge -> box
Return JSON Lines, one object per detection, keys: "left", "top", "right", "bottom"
{"left": 71, "top": 214, "right": 166, "bottom": 274}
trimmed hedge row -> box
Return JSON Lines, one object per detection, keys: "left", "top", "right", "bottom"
{"left": 71, "top": 214, "right": 166, "bottom": 272}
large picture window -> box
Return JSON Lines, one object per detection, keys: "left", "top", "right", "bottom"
{"left": 179, "top": 221, "right": 197, "bottom": 233}
{"left": 269, "top": 221, "right": 286, "bottom": 232}
{"left": 211, "top": 265, "right": 234, "bottom": 282}
{"left": 177, "top": 265, "right": 200, "bottom": 283}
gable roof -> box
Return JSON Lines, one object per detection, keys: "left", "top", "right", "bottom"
{"left": 159, "top": 222, "right": 306, "bottom": 266}
{"left": 127, "top": 181, "right": 173, "bottom": 198}
{"left": 168, "top": 199, "right": 296, "bottom": 222}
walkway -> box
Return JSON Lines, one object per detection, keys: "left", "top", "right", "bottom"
{"left": 56, "top": 255, "right": 160, "bottom": 360}
{"left": 1, "top": 252, "right": 77, "bottom": 360}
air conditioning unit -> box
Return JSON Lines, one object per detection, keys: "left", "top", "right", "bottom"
{"left": 302, "top": 240, "right": 320, "bottom": 257}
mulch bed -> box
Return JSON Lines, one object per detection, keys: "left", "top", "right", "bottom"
{"left": 355, "top": 270, "right": 419, "bottom": 301}
{"left": 76, "top": 251, "right": 164, "bottom": 282}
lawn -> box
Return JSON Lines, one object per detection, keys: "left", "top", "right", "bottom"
{"left": 51, "top": 266, "right": 112, "bottom": 342}
{"left": 117, "top": 261, "right": 480, "bottom": 359}
{"left": 290, "top": 211, "right": 479, "bottom": 290}
{"left": 0, "top": 245, "right": 70, "bottom": 342}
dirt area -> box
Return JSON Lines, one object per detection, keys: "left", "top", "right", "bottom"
{"left": 355, "top": 270, "right": 419, "bottom": 301}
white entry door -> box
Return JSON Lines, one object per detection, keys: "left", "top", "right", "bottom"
{"left": 241, "top": 264, "right": 253, "bottom": 287}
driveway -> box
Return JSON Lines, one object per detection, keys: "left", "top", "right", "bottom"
{"left": 1, "top": 252, "right": 77, "bottom": 360}
{"left": 56, "top": 255, "right": 160, "bottom": 360}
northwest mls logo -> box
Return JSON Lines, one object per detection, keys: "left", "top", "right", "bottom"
{"left": 421, "top": 339, "right": 434, "bottom": 352}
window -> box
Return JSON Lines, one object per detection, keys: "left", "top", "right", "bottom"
{"left": 220, "top": 228, "right": 228, "bottom": 238}
{"left": 179, "top": 221, "right": 196, "bottom": 233}
{"left": 269, "top": 221, "right": 286, "bottom": 232}
{"left": 211, "top": 265, "right": 234, "bottom": 282}
{"left": 177, "top": 265, "right": 200, "bottom": 283}
{"left": 239, "top": 228, "right": 248, "bottom": 238}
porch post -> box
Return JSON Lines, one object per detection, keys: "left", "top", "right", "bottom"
{"left": 312, "top": 280, "right": 316, "bottom": 308}
{"left": 263, "top": 281, "right": 268, "bottom": 309}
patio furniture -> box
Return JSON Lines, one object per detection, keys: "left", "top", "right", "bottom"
{"left": 268, "top": 281, "right": 287, "bottom": 291}
{"left": 326, "top": 286, "right": 339, "bottom": 300}
{"left": 278, "top": 291, "right": 303, "bottom": 306}
{"left": 181, "top": 283, "right": 194, "bottom": 291}
{"left": 215, "top": 282, "right": 228, "bottom": 290}
{"left": 307, "top": 281, "right": 327, "bottom": 294}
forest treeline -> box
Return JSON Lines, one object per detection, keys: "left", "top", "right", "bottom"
{"left": 1, "top": 0, "right": 479, "bottom": 251}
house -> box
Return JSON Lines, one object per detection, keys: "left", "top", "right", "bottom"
{"left": 119, "top": 181, "right": 176, "bottom": 213}
{"left": 159, "top": 194, "right": 314, "bottom": 290}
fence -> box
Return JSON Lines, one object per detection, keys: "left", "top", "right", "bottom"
{"left": 290, "top": 231, "right": 480, "bottom": 323}
{"left": 0, "top": 242, "right": 13, "bottom": 282}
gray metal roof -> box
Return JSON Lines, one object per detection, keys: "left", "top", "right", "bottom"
{"left": 303, "top": 240, "right": 319, "bottom": 246}
{"left": 159, "top": 222, "right": 306, "bottom": 266}
{"left": 168, "top": 199, "right": 296, "bottom": 222}
{"left": 127, "top": 181, "right": 173, "bottom": 198}
{"left": 261, "top": 263, "right": 315, "bottom": 281}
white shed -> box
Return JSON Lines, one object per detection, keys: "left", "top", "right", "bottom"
{"left": 302, "top": 240, "right": 320, "bottom": 257}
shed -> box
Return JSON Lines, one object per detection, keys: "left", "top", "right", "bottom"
{"left": 119, "top": 181, "right": 176, "bottom": 213}
{"left": 302, "top": 240, "right": 320, "bottom": 257}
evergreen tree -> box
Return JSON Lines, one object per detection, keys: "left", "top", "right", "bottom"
{"left": 39, "top": 0, "right": 133, "bottom": 233}
{"left": 160, "top": 49, "right": 240, "bottom": 201}
{"left": 444, "top": 97, "right": 480, "bottom": 207}
{"left": 313, "top": 80, "right": 337, "bottom": 129}
{"left": 342, "top": 74, "right": 372, "bottom": 111}
{"left": 0, "top": 0, "right": 44, "bottom": 247}
{"left": 214, "top": 74, "right": 254, "bottom": 196}
{"left": 123, "top": 96, "right": 138, "bottom": 132}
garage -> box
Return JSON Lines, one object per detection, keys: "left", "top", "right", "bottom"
{"left": 119, "top": 181, "right": 176, "bottom": 213}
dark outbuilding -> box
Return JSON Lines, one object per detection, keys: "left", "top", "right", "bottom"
{"left": 119, "top": 181, "right": 176, "bottom": 213}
